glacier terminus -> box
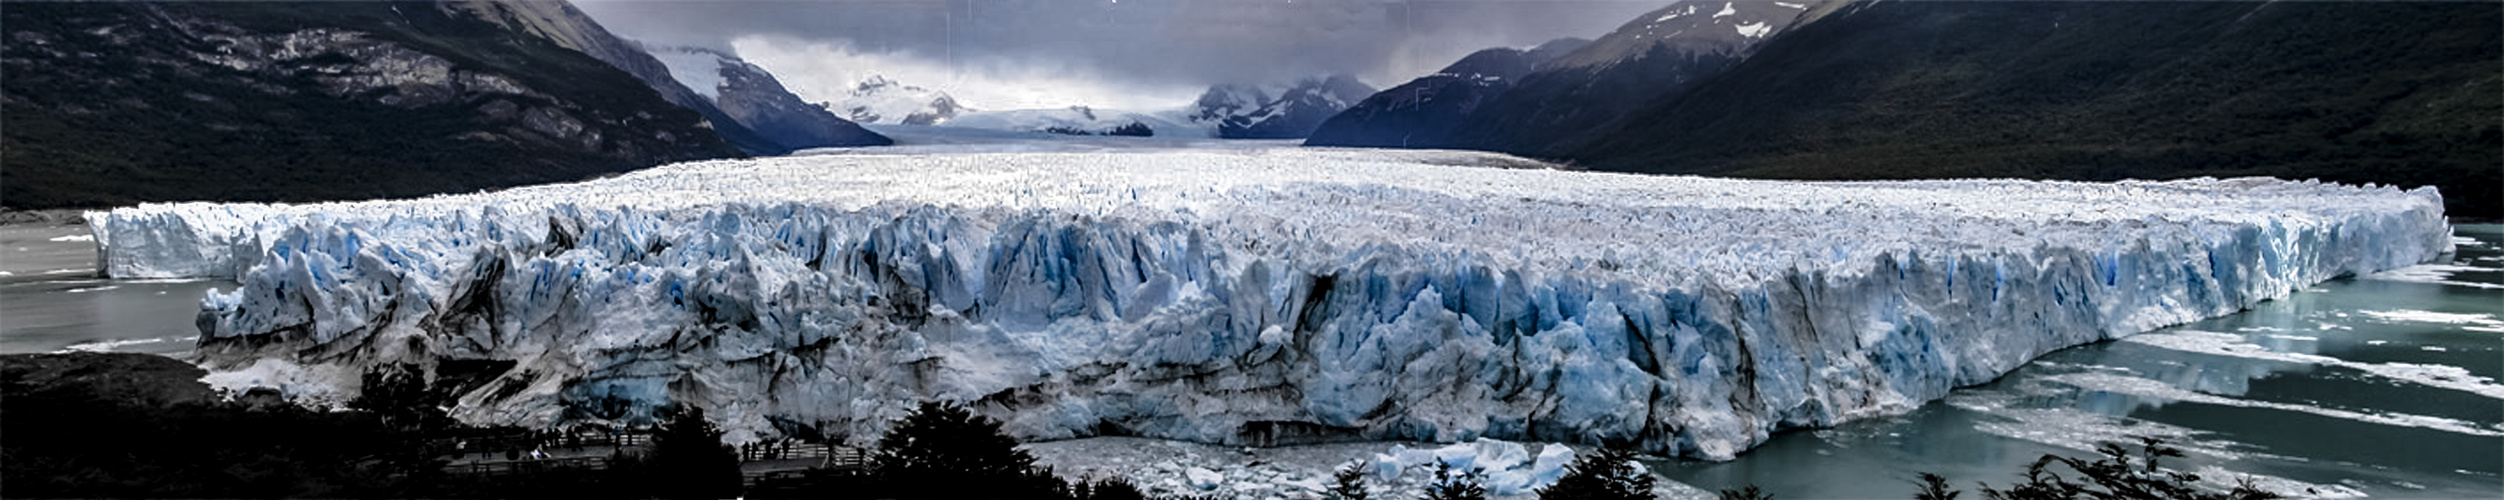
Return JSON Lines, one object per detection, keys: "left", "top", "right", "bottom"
{"left": 87, "top": 147, "right": 2451, "bottom": 460}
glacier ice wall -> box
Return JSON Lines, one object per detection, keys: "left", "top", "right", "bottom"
{"left": 89, "top": 148, "right": 2450, "bottom": 459}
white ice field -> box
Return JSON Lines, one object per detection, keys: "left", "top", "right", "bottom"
{"left": 88, "top": 146, "right": 2451, "bottom": 462}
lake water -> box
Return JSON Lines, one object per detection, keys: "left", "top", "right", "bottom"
{"left": 1653, "top": 224, "right": 2503, "bottom": 498}
{"left": 4, "top": 218, "right": 2494, "bottom": 498}
{"left": 0, "top": 223, "right": 231, "bottom": 355}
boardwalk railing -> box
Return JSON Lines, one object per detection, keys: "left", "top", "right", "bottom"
{"left": 431, "top": 430, "right": 650, "bottom": 460}
{"left": 443, "top": 456, "right": 610, "bottom": 477}
{"left": 821, "top": 447, "right": 870, "bottom": 473}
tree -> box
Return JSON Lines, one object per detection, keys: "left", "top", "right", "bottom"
{"left": 1915, "top": 472, "right": 1961, "bottom": 500}
{"left": 1538, "top": 448, "right": 1656, "bottom": 500}
{"left": 1955, "top": 437, "right": 2283, "bottom": 500}
{"left": 1426, "top": 461, "right": 1489, "bottom": 500}
{"left": 1328, "top": 460, "right": 1371, "bottom": 500}
{"left": 350, "top": 362, "right": 440, "bottom": 431}
{"left": 1074, "top": 476, "right": 1149, "bottom": 500}
{"left": 647, "top": 406, "right": 743, "bottom": 500}
{"left": 1717, "top": 485, "right": 1773, "bottom": 500}
{"left": 871, "top": 400, "right": 1064, "bottom": 498}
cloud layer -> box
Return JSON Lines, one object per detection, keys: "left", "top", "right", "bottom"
{"left": 578, "top": 0, "right": 1660, "bottom": 109}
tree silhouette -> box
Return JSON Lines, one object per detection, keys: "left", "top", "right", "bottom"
{"left": 1426, "top": 461, "right": 1489, "bottom": 500}
{"left": 871, "top": 400, "right": 1064, "bottom": 498}
{"left": 1329, "top": 460, "right": 1371, "bottom": 500}
{"left": 1539, "top": 448, "right": 1656, "bottom": 500}
{"left": 647, "top": 406, "right": 743, "bottom": 499}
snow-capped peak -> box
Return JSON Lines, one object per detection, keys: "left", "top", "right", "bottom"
{"left": 824, "top": 74, "right": 966, "bottom": 126}
{"left": 1188, "top": 75, "right": 1374, "bottom": 139}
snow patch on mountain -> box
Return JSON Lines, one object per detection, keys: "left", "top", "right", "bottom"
{"left": 1737, "top": 21, "right": 1771, "bottom": 38}
{"left": 89, "top": 147, "right": 2450, "bottom": 460}
{"left": 647, "top": 48, "right": 727, "bottom": 100}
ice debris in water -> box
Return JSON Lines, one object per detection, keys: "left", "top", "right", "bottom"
{"left": 1369, "top": 440, "right": 1580, "bottom": 496}
{"left": 83, "top": 147, "right": 2452, "bottom": 460}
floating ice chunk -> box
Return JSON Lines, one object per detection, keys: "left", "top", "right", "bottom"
{"left": 47, "top": 234, "right": 93, "bottom": 242}
{"left": 1531, "top": 444, "right": 1576, "bottom": 485}
{"left": 1370, "top": 450, "right": 1405, "bottom": 481}
{"left": 2361, "top": 265, "right": 2504, "bottom": 289}
{"left": 1183, "top": 467, "right": 1224, "bottom": 490}
{"left": 2121, "top": 330, "right": 2504, "bottom": 400}
{"left": 2360, "top": 309, "right": 2504, "bottom": 327}
{"left": 197, "top": 358, "right": 354, "bottom": 408}
{"left": 1433, "top": 441, "right": 1481, "bottom": 471}
{"left": 2044, "top": 372, "right": 2501, "bottom": 437}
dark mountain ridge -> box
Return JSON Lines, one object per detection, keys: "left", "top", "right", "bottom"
{"left": 1, "top": 1, "right": 744, "bottom": 210}
{"left": 1561, "top": 0, "right": 2500, "bottom": 218}
{"left": 1304, "top": 37, "right": 1587, "bottom": 148}
{"left": 1308, "top": 1, "right": 1827, "bottom": 150}
{"left": 649, "top": 45, "right": 892, "bottom": 152}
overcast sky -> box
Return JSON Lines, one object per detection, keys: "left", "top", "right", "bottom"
{"left": 575, "top": 0, "right": 1662, "bottom": 110}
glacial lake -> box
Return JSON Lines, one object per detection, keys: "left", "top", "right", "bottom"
{"left": 5, "top": 219, "right": 2495, "bottom": 498}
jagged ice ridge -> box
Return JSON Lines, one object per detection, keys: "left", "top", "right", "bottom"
{"left": 88, "top": 147, "right": 2450, "bottom": 459}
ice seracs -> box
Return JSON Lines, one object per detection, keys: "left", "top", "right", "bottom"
{"left": 88, "top": 146, "right": 2450, "bottom": 460}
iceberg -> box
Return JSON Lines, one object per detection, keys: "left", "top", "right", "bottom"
{"left": 86, "top": 147, "right": 2450, "bottom": 459}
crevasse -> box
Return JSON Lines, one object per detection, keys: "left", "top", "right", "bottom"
{"left": 87, "top": 148, "right": 2451, "bottom": 460}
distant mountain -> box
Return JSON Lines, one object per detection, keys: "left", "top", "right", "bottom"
{"left": 1191, "top": 75, "right": 1376, "bottom": 139}
{"left": 446, "top": 0, "right": 885, "bottom": 154}
{"left": 1, "top": 1, "right": 743, "bottom": 210}
{"left": 824, "top": 76, "right": 968, "bottom": 126}
{"left": 945, "top": 106, "right": 1188, "bottom": 137}
{"left": 645, "top": 46, "right": 892, "bottom": 151}
{"left": 1554, "top": 1, "right": 2500, "bottom": 218}
{"left": 1418, "top": 1, "right": 1830, "bottom": 153}
{"left": 1304, "top": 38, "right": 1587, "bottom": 148}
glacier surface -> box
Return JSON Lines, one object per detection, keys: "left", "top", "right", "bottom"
{"left": 88, "top": 147, "right": 2450, "bottom": 459}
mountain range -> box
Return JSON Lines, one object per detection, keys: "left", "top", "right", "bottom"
{"left": 1192, "top": 75, "right": 1376, "bottom": 139}
{"left": 2, "top": 0, "right": 885, "bottom": 211}
{"left": 2, "top": 1, "right": 744, "bottom": 209}
{"left": 378, "top": 0, "right": 885, "bottom": 154}
{"left": 1304, "top": 38, "right": 1588, "bottom": 148}
{"left": 824, "top": 75, "right": 967, "bottom": 126}
{"left": 643, "top": 45, "right": 891, "bottom": 151}
{"left": 1314, "top": 0, "right": 2500, "bottom": 218}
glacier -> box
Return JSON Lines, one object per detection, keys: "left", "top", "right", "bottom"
{"left": 86, "top": 147, "right": 2450, "bottom": 460}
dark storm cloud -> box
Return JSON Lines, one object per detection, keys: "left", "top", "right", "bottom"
{"left": 577, "top": 0, "right": 1660, "bottom": 88}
